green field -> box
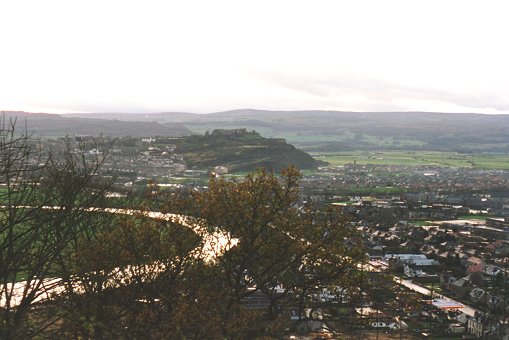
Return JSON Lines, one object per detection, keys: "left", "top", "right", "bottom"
{"left": 457, "top": 214, "right": 497, "bottom": 221}
{"left": 311, "top": 150, "right": 509, "bottom": 170}
{"left": 410, "top": 220, "right": 434, "bottom": 227}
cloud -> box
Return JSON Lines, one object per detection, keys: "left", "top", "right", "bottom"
{"left": 252, "top": 71, "right": 509, "bottom": 114}
{"left": 2, "top": 1, "right": 509, "bottom": 114}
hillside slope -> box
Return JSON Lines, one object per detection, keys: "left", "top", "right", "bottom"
{"left": 1, "top": 111, "right": 191, "bottom": 137}
{"left": 170, "top": 129, "right": 322, "bottom": 171}
{"left": 66, "top": 110, "right": 509, "bottom": 152}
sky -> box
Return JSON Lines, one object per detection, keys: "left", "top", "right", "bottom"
{"left": 1, "top": 0, "right": 509, "bottom": 114}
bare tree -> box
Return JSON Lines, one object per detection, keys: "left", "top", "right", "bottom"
{"left": 0, "top": 118, "right": 113, "bottom": 338}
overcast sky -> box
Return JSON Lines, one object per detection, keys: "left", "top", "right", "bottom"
{"left": 1, "top": 1, "right": 508, "bottom": 114}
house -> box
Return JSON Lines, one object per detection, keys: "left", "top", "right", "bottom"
{"left": 439, "top": 239, "right": 458, "bottom": 251}
{"left": 467, "top": 256, "right": 483, "bottom": 267}
{"left": 439, "top": 273, "right": 454, "bottom": 286}
{"left": 447, "top": 322, "right": 466, "bottom": 334}
{"left": 381, "top": 235, "right": 400, "bottom": 247}
{"left": 387, "top": 256, "right": 404, "bottom": 273}
{"left": 495, "top": 245, "right": 509, "bottom": 257}
{"left": 469, "top": 288, "right": 486, "bottom": 304}
{"left": 484, "top": 264, "right": 503, "bottom": 277}
{"left": 464, "top": 248, "right": 479, "bottom": 257}
{"left": 486, "top": 217, "right": 509, "bottom": 229}
{"left": 447, "top": 277, "right": 474, "bottom": 298}
{"left": 485, "top": 240, "right": 504, "bottom": 254}
{"left": 486, "top": 294, "right": 503, "bottom": 311}
{"left": 240, "top": 290, "right": 270, "bottom": 309}
{"left": 407, "top": 228, "right": 428, "bottom": 241}
{"left": 438, "top": 251, "right": 454, "bottom": 261}
{"left": 367, "top": 248, "right": 384, "bottom": 260}
{"left": 399, "top": 239, "right": 420, "bottom": 251}
{"left": 467, "top": 262, "right": 485, "bottom": 274}
{"left": 420, "top": 244, "right": 438, "bottom": 256}
{"left": 455, "top": 312, "right": 469, "bottom": 325}
{"left": 370, "top": 321, "right": 401, "bottom": 330}
{"left": 467, "top": 312, "right": 500, "bottom": 338}
{"left": 466, "top": 257, "right": 486, "bottom": 274}
{"left": 404, "top": 263, "right": 424, "bottom": 277}
{"left": 211, "top": 166, "right": 229, "bottom": 175}
{"left": 456, "top": 252, "right": 470, "bottom": 266}
{"left": 384, "top": 254, "right": 438, "bottom": 266}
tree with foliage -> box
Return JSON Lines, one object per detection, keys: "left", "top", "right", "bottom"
{"left": 1, "top": 117, "right": 367, "bottom": 339}
{"left": 49, "top": 167, "right": 365, "bottom": 338}
{"left": 50, "top": 213, "right": 200, "bottom": 338}
{"left": 157, "top": 167, "right": 366, "bottom": 338}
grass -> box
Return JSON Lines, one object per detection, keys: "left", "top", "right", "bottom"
{"left": 311, "top": 150, "right": 509, "bottom": 170}
{"left": 344, "top": 187, "right": 405, "bottom": 195}
{"left": 163, "top": 177, "right": 209, "bottom": 185}
{"left": 185, "top": 127, "right": 429, "bottom": 150}
{"left": 457, "top": 214, "right": 498, "bottom": 221}
{"left": 360, "top": 134, "right": 426, "bottom": 147}
{"left": 279, "top": 132, "right": 354, "bottom": 143}
{"left": 410, "top": 220, "right": 433, "bottom": 227}
{"left": 422, "top": 283, "right": 442, "bottom": 293}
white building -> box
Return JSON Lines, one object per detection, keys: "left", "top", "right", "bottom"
{"left": 384, "top": 254, "right": 438, "bottom": 266}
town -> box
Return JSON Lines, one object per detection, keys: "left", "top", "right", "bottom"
{"left": 5, "top": 2, "right": 509, "bottom": 337}
{"left": 300, "top": 167, "right": 509, "bottom": 337}
{"left": 36, "top": 134, "right": 509, "bottom": 338}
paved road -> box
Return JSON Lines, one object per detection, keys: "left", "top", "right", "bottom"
{"left": 1, "top": 207, "right": 237, "bottom": 308}
{"left": 397, "top": 277, "right": 479, "bottom": 317}
{"left": 367, "top": 260, "right": 479, "bottom": 317}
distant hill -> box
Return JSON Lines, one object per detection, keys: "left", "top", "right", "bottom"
{"left": 1, "top": 111, "right": 191, "bottom": 137}
{"left": 169, "top": 129, "right": 323, "bottom": 172}
{"left": 66, "top": 110, "right": 509, "bottom": 153}
{"left": 0, "top": 111, "right": 321, "bottom": 171}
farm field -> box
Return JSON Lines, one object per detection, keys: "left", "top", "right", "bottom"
{"left": 311, "top": 150, "right": 509, "bottom": 170}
